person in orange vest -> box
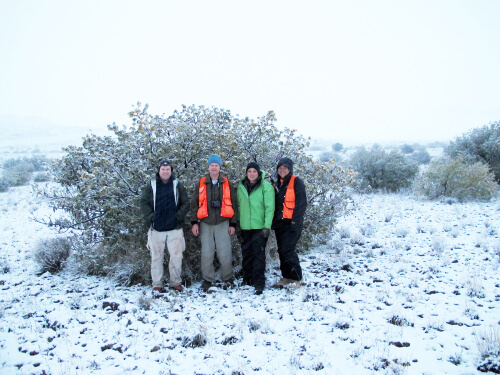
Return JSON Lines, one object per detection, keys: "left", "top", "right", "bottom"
{"left": 191, "top": 154, "right": 238, "bottom": 292}
{"left": 271, "top": 157, "right": 307, "bottom": 288}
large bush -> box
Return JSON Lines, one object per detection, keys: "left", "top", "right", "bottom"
{"left": 414, "top": 156, "right": 498, "bottom": 201}
{"left": 39, "top": 104, "right": 355, "bottom": 285}
{"left": 348, "top": 144, "right": 419, "bottom": 192}
{"left": 445, "top": 121, "right": 500, "bottom": 182}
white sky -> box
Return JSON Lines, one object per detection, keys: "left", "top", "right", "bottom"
{"left": 1, "top": 0, "right": 499, "bottom": 144}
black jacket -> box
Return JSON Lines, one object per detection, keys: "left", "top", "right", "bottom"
{"left": 272, "top": 173, "right": 307, "bottom": 230}
{"left": 140, "top": 174, "right": 190, "bottom": 230}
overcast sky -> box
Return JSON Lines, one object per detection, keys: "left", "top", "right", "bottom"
{"left": 1, "top": 0, "right": 499, "bottom": 144}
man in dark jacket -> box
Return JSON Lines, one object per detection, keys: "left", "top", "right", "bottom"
{"left": 271, "top": 157, "right": 307, "bottom": 288}
{"left": 191, "top": 154, "right": 238, "bottom": 291}
{"left": 140, "top": 160, "right": 189, "bottom": 294}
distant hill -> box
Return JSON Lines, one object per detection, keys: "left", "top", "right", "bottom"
{"left": 0, "top": 115, "right": 108, "bottom": 156}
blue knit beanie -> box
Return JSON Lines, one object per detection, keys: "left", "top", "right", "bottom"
{"left": 207, "top": 154, "right": 222, "bottom": 167}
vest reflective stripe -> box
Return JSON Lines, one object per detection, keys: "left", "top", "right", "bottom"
{"left": 197, "top": 177, "right": 234, "bottom": 219}
{"left": 282, "top": 175, "right": 296, "bottom": 219}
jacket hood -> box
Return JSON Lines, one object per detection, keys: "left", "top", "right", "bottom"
{"left": 276, "top": 157, "right": 294, "bottom": 175}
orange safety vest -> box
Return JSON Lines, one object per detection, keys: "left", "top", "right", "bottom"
{"left": 282, "top": 175, "right": 296, "bottom": 219}
{"left": 197, "top": 177, "right": 234, "bottom": 219}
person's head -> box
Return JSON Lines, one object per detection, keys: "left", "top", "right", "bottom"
{"left": 246, "top": 162, "right": 261, "bottom": 183}
{"left": 158, "top": 160, "right": 173, "bottom": 182}
{"left": 207, "top": 154, "right": 222, "bottom": 177}
{"left": 276, "top": 157, "right": 293, "bottom": 179}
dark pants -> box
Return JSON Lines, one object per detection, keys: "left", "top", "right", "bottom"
{"left": 241, "top": 229, "right": 267, "bottom": 289}
{"left": 274, "top": 222, "right": 303, "bottom": 281}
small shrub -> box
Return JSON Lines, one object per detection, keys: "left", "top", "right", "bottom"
{"left": 182, "top": 333, "right": 207, "bottom": 348}
{"left": 0, "top": 258, "right": 10, "bottom": 274}
{"left": 414, "top": 156, "right": 498, "bottom": 201}
{"left": 448, "top": 353, "right": 462, "bottom": 365}
{"left": 319, "top": 151, "right": 337, "bottom": 162}
{"left": 1, "top": 158, "right": 35, "bottom": 186}
{"left": 138, "top": 296, "right": 152, "bottom": 311}
{"left": 410, "top": 149, "right": 432, "bottom": 165}
{"left": 33, "top": 237, "right": 71, "bottom": 274}
{"left": 348, "top": 144, "right": 419, "bottom": 192}
{"left": 33, "top": 172, "right": 50, "bottom": 183}
{"left": 387, "top": 315, "right": 413, "bottom": 327}
{"left": 476, "top": 326, "right": 500, "bottom": 360}
{"left": 0, "top": 178, "right": 9, "bottom": 193}
{"left": 446, "top": 121, "right": 500, "bottom": 182}
{"left": 432, "top": 235, "right": 447, "bottom": 255}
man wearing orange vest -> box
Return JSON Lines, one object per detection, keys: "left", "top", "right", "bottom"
{"left": 191, "top": 154, "right": 238, "bottom": 292}
{"left": 271, "top": 157, "right": 307, "bottom": 288}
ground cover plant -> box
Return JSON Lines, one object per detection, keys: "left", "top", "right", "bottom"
{"left": 1, "top": 183, "right": 499, "bottom": 374}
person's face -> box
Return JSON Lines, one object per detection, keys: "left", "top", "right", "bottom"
{"left": 159, "top": 165, "right": 172, "bottom": 182}
{"left": 208, "top": 163, "right": 221, "bottom": 176}
{"left": 247, "top": 168, "right": 259, "bottom": 183}
{"left": 277, "top": 165, "right": 290, "bottom": 179}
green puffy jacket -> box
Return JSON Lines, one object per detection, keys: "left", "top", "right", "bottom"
{"left": 237, "top": 171, "right": 275, "bottom": 230}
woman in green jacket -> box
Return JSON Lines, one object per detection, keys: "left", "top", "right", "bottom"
{"left": 237, "top": 162, "right": 275, "bottom": 295}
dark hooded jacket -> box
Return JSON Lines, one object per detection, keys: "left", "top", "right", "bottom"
{"left": 271, "top": 157, "right": 307, "bottom": 230}
{"left": 140, "top": 173, "right": 190, "bottom": 231}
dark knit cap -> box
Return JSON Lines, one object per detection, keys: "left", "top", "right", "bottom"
{"left": 277, "top": 157, "right": 293, "bottom": 173}
{"left": 246, "top": 162, "right": 261, "bottom": 174}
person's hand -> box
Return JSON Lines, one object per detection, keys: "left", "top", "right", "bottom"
{"left": 228, "top": 226, "right": 236, "bottom": 236}
{"left": 192, "top": 224, "right": 199, "bottom": 236}
{"left": 262, "top": 228, "right": 270, "bottom": 238}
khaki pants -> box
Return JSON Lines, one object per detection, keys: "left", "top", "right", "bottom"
{"left": 147, "top": 228, "right": 185, "bottom": 287}
{"left": 200, "top": 221, "right": 233, "bottom": 282}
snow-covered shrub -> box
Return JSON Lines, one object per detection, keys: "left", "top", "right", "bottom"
{"left": 0, "top": 178, "right": 9, "bottom": 193}
{"left": 476, "top": 326, "right": 500, "bottom": 361}
{"left": 318, "top": 150, "right": 337, "bottom": 162}
{"left": 38, "top": 104, "right": 356, "bottom": 283}
{"left": 69, "top": 233, "right": 150, "bottom": 286}
{"left": 446, "top": 121, "right": 500, "bottom": 182}
{"left": 414, "top": 156, "right": 498, "bottom": 201}
{"left": 337, "top": 225, "right": 351, "bottom": 239}
{"left": 33, "top": 237, "right": 71, "bottom": 274}
{"left": 33, "top": 172, "right": 50, "bottom": 182}
{"left": 450, "top": 226, "right": 460, "bottom": 238}
{"left": 409, "top": 149, "right": 432, "bottom": 165}
{"left": 395, "top": 225, "right": 410, "bottom": 238}
{"left": 492, "top": 241, "right": 500, "bottom": 262}
{"left": 431, "top": 234, "right": 447, "bottom": 255}
{"left": 1, "top": 158, "right": 35, "bottom": 187}
{"left": 466, "top": 273, "right": 485, "bottom": 298}
{"left": 0, "top": 258, "right": 9, "bottom": 274}
{"left": 348, "top": 144, "right": 419, "bottom": 192}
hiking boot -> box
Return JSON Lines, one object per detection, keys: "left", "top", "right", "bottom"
{"left": 273, "top": 278, "right": 293, "bottom": 288}
{"left": 222, "top": 278, "right": 235, "bottom": 290}
{"left": 255, "top": 287, "right": 263, "bottom": 296}
{"left": 169, "top": 284, "right": 184, "bottom": 292}
{"left": 273, "top": 278, "right": 303, "bottom": 288}
{"left": 152, "top": 286, "right": 167, "bottom": 293}
{"left": 286, "top": 280, "right": 303, "bottom": 289}
{"left": 152, "top": 286, "right": 167, "bottom": 296}
{"left": 241, "top": 279, "right": 253, "bottom": 287}
{"left": 200, "top": 280, "right": 213, "bottom": 292}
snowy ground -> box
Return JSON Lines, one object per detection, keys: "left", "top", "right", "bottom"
{"left": 1, "top": 185, "right": 500, "bottom": 374}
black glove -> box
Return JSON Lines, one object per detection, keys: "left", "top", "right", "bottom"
{"left": 262, "top": 228, "right": 270, "bottom": 238}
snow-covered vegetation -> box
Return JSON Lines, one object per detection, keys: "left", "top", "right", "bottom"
{"left": 1, "top": 120, "right": 499, "bottom": 374}
{"left": 1, "top": 182, "right": 500, "bottom": 374}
